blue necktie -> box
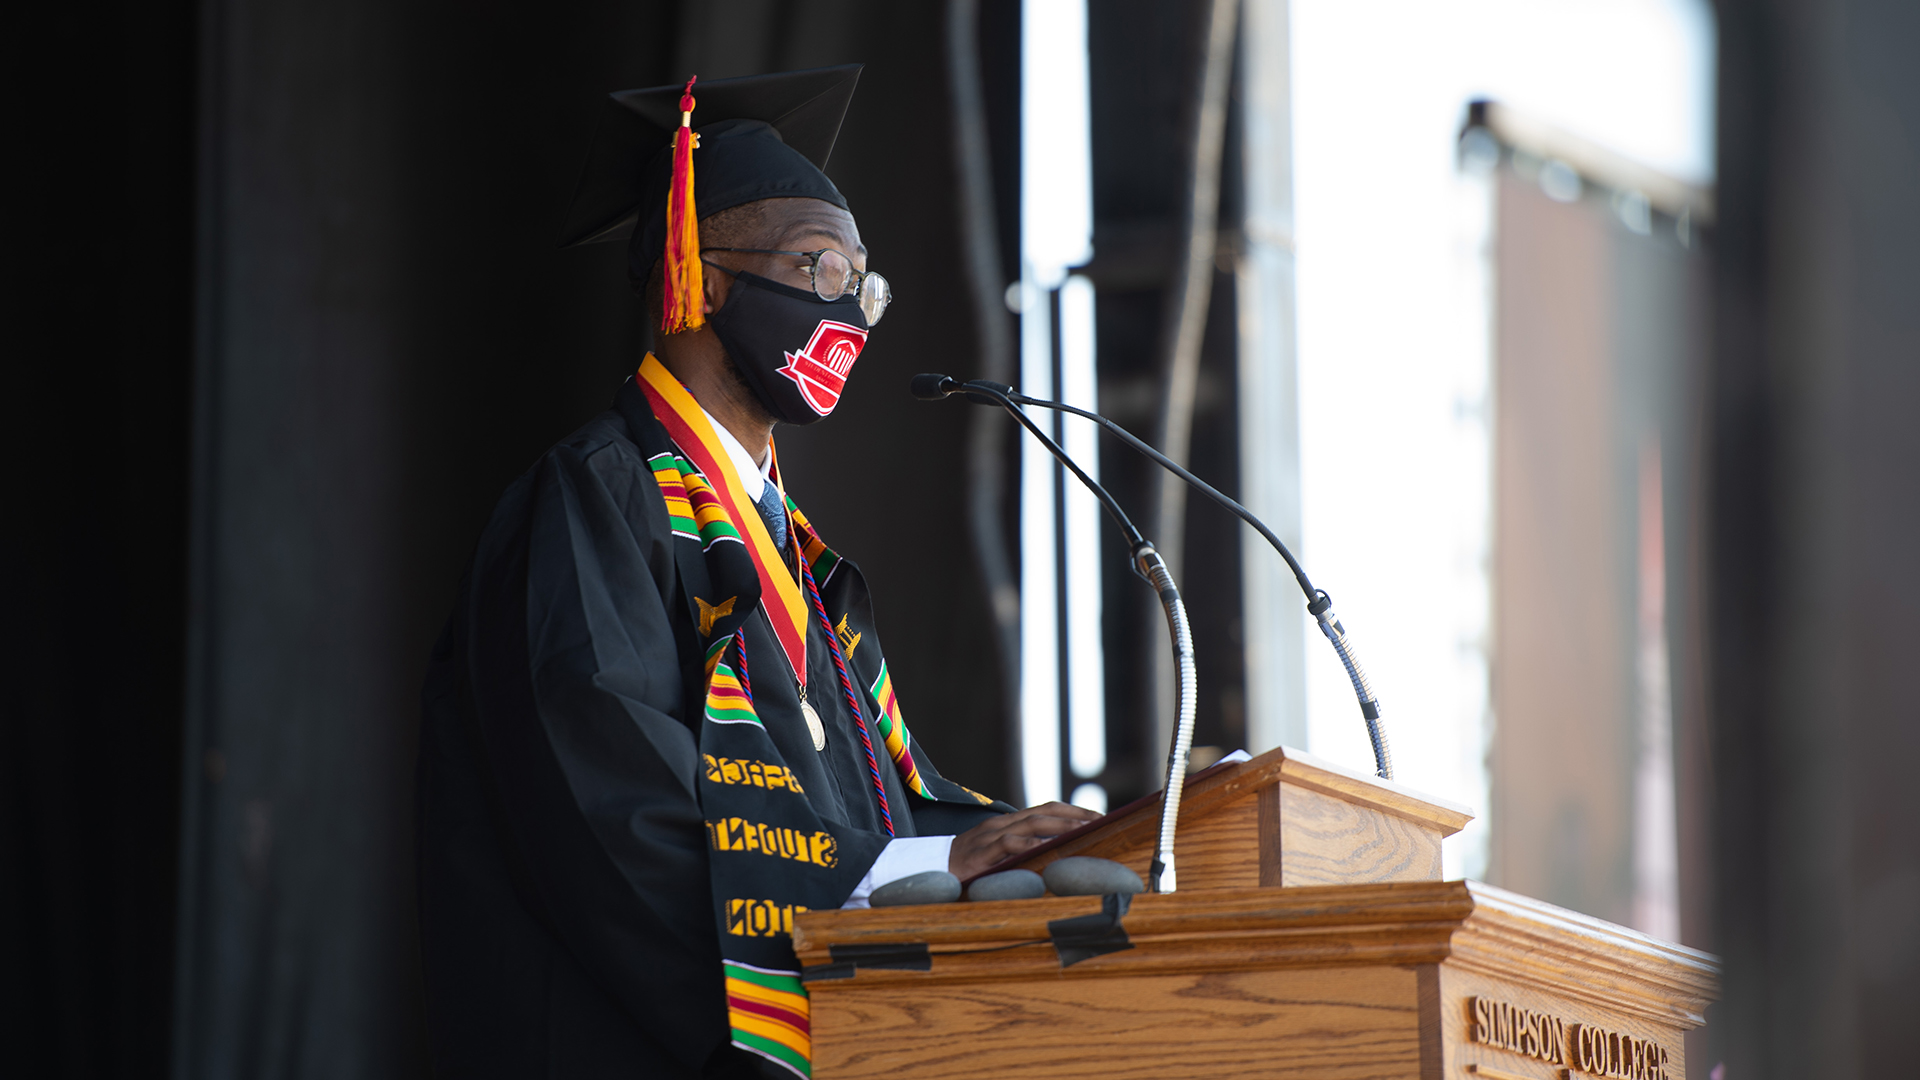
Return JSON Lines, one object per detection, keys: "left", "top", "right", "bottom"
{"left": 754, "top": 478, "right": 789, "bottom": 554}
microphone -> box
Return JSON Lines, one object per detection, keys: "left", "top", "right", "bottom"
{"left": 910, "top": 372, "right": 1009, "bottom": 408}
{"left": 913, "top": 373, "right": 1391, "bottom": 782}
{"left": 909, "top": 373, "right": 959, "bottom": 400}
{"left": 916, "top": 375, "right": 1196, "bottom": 893}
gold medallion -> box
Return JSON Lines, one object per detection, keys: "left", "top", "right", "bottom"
{"left": 801, "top": 699, "right": 827, "bottom": 751}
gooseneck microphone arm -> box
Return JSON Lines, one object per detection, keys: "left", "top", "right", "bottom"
{"left": 954, "top": 382, "right": 1147, "bottom": 551}
{"left": 913, "top": 374, "right": 1197, "bottom": 892}
{"left": 1027, "top": 394, "right": 1312, "bottom": 589}
{"left": 913, "top": 373, "right": 1391, "bottom": 782}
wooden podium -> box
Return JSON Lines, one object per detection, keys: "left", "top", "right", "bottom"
{"left": 793, "top": 746, "right": 1718, "bottom": 1079}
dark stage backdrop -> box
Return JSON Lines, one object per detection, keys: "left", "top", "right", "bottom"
{"left": 7, "top": 0, "right": 197, "bottom": 1076}
{"left": 6, "top": 0, "right": 1247, "bottom": 1075}
{"left": 20, "top": 0, "right": 1917, "bottom": 1077}
{"left": 167, "top": 2, "right": 1022, "bottom": 1076}
{"left": 1083, "top": 0, "right": 1249, "bottom": 796}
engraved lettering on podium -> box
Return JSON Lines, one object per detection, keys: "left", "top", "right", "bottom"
{"left": 1467, "top": 996, "right": 1672, "bottom": 1080}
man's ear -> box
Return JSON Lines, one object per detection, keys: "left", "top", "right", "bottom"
{"left": 701, "top": 264, "right": 731, "bottom": 316}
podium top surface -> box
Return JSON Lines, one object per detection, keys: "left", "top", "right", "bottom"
{"left": 972, "top": 744, "right": 1474, "bottom": 883}
{"left": 1238, "top": 744, "right": 1475, "bottom": 831}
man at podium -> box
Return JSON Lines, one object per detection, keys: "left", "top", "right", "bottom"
{"left": 415, "top": 67, "right": 1097, "bottom": 1080}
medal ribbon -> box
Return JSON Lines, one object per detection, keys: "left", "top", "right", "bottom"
{"left": 638, "top": 355, "right": 809, "bottom": 690}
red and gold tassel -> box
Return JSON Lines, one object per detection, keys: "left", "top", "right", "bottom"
{"left": 661, "top": 75, "right": 704, "bottom": 335}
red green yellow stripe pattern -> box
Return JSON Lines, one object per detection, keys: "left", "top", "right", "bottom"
{"left": 649, "top": 450, "right": 742, "bottom": 550}
{"left": 679, "top": 460, "right": 743, "bottom": 550}
{"left": 639, "top": 356, "right": 809, "bottom": 689}
{"left": 647, "top": 452, "right": 699, "bottom": 540}
{"left": 706, "top": 661, "right": 760, "bottom": 727}
{"left": 868, "top": 661, "right": 929, "bottom": 798}
{"left": 725, "top": 961, "right": 811, "bottom": 1077}
{"left": 785, "top": 499, "right": 840, "bottom": 581}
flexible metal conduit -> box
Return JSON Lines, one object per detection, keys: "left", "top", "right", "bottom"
{"left": 1139, "top": 544, "right": 1198, "bottom": 893}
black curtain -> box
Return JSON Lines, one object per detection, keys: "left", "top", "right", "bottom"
{"left": 58, "top": 0, "right": 1920, "bottom": 1075}
{"left": 9, "top": 0, "right": 1023, "bottom": 1075}
{"left": 5, "top": 0, "right": 197, "bottom": 1075}
{"left": 166, "top": 0, "right": 1023, "bottom": 1075}
{"left": 8, "top": 0, "right": 1246, "bottom": 1070}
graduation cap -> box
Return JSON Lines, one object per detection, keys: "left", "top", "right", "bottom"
{"left": 560, "top": 65, "right": 864, "bottom": 332}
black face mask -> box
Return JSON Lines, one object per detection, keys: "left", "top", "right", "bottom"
{"left": 707, "top": 270, "right": 871, "bottom": 426}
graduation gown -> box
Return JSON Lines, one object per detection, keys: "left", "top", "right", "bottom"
{"left": 417, "top": 371, "right": 1007, "bottom": 1079}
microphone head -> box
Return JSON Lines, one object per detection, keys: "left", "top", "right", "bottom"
{"left": 909, "top": 373, "right": 958, "bottom": 400}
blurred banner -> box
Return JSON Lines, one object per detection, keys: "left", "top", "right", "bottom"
{"left": 1462, "top": 102, "right": 1713, "bottom": 949}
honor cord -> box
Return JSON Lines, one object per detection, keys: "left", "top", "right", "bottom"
{"left": 732, "top": 628, "right": 753, "bottom": 703}
{"left": 799, "top": 552, "right": 895, "bottom": 837}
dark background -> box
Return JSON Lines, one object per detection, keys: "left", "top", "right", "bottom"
{"left": 5, "top": 0, "right": 1243, "bottom": 1074}
{"left": 6, "top": 0, "right": 1917, "bottom": 1076}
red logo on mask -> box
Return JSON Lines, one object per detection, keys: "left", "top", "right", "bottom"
{"left": 777, "top": 320, "right": 868, "bottom": 416}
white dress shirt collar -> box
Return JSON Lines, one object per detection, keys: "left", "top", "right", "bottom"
{"left": 700, "top": 403, "right": 773, "bottom": 498}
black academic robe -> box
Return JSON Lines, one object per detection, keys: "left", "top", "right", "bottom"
{"left": 417, "top": 378, "right": 1005, "bottom": 1079}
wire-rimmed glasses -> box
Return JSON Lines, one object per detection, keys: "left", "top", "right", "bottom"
{"left": 702, "top": 247, "right": 892, "bottom": 325}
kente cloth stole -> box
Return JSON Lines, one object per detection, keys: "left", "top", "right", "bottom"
{"left": 637, "top": 356, "right": 920, "bottom": 1078}
{"left": 651, "top": 445, "right": 942, "bottom": 814}
{"left": 638, "top": 356, "right": 810, "bottom": 691}
{"left": 786, "top": 500, "right": 929, "bottom": 799}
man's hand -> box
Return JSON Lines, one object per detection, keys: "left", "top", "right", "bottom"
{"left": 947, "top": 802, "right": 1103, "bottom": 881}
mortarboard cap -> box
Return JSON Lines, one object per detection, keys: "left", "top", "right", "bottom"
{"left": 560, "top": 64, "right": 863, "bottom": 276}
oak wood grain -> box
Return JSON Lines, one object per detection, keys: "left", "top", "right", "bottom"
{"left": 1446, "top": 885, "right": 1717, "bottom": 1026}
{"left": 796, "top": 882, "right": 1715, "bottom": 1017}
{"left": 1275, "top": 782, "right": 1447, "bottom": 886}
{"left": 796, "top": 881, "right": 1476, "bottom": 960}
{"left": 797, "top": 881, "right": 1719, "bottom": 1080}
{"left": 1008, "top": 790, "right": 1267, "bottom": 891}
{"left": 1441, "top": 962, "right": 1697, "bottom": 1080}
{"left": 1465, "top": 1065, "right": 1544, "bottom": 1080}
{"left": 1417, "top": 964, "right": 1444, "bottom": 1080}
{"left": 1258, "top": 782, "right": 1285, "bottom": 887}
{"left": 810, "top": 965, "right": 1425, "bottom": 1080}
{"left": 968, "top": 745, "right": 1473, "bottom": 886}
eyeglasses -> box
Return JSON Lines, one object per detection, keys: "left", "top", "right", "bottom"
{"left": 702, "top": 247, "right": 892, "bottom": 326}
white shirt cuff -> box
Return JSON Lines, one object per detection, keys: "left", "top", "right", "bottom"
{"left": 840, "top": 835, "right": 955, "bottom": 909}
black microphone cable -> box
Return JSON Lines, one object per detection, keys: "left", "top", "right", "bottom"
{"left": 913, "top": 372, "right": 1391, "bottom": 782}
